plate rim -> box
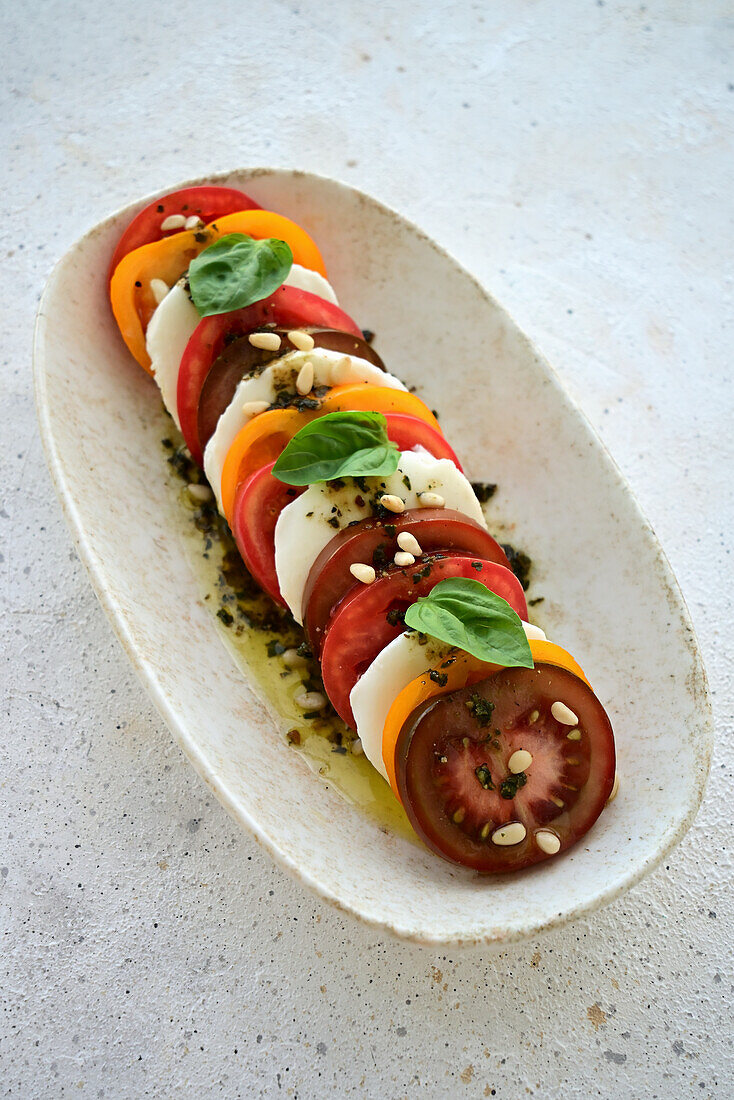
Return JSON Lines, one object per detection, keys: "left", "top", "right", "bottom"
{"left": 32, "top": 165, "right": 714, "bottom": 946}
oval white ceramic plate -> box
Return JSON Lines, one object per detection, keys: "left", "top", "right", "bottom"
{"left": 33, "top": 168, "right": 713, "bottom": 946}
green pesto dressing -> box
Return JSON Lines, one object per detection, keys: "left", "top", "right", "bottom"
{"left": 160, "top": 430, "right": 414, "bottom": 843}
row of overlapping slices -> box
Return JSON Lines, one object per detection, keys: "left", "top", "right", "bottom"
{"left": 107, "top": 183, "right": 617, "bottom": 874}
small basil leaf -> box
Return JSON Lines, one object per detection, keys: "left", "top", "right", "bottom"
{"left": 189, "top": 233, "right": 293, "bottom": 317}
{"left": 404, "top": 577, "right": 534, "bottom": 668}
{"left": 272, "top": 411, "right": 400, "bottom": 486}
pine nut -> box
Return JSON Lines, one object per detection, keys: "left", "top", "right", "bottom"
{"left": 379, "top": 494, "right": 405, "bottom": 513}
{"left": 418, "top": 491, "right": 445, "bottom": 508}
{"left": 288, "top": 330, "right": 315, "bottom": 351}
{"left": 294, "top": 690, "right": 326, "bottom": 711}
{"left": 491, "top": 822, "right": 527, "bottom": 846}
{"left": 351, "top": 738, "right": 364, "bottom": 756}
{"left": 161, "top": 213, "right": 186, "bottom": 231}
{"left": 150, "top": 278, "right": 169, "bottom": 304}
{"left": 394, "top": 551, "right": 415, "bottom": 567}
{"left": 508, "top": 749, "right": 532, "bottom": 774}
{"left": 283, "top": 648, "right": 309, "bottom": 669}
{"left": 296, "top": 360, "right": 314, "bottom": 395}
{"left": 249, "top": 332, "right": 282, "bottom": 351}
{"left": 184, "top": 215, "right": 203, "bottom": 229}
{"left": 241, "top": 400, "right": 270, "bottom": 417}
{"left": 535, "top": 830, "right": 561, "bottom": 855}
{"left": 397, "top": 531, "right": 422, "bottom": 556}
{"left": 187, "top": 483, "right": 212, "bottom": 503}
{"left": 551, "top": 700, "right": 578, "bottom": 725}
{"left": 350, "top": 563, "right": 376, "bottom": 584}
{"left": 566, "top": 728, "right": 581, "bottom": 741}
{"left": 607, "top": 772, "right": 620, "bottom": 803}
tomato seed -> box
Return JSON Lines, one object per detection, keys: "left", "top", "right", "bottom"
{"left": 452, "top": 807, "right": 466, "bottom": 824}
{"left": 529, "top": 709, "right": 540, "bottom": 723}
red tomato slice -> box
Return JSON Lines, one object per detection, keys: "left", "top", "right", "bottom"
{"left": 395, "top": 663, "right": 615, "bottom": 872}
{"left": 231, "top": 463, "right": 306, "bottom": 605}
{"left": 320, "top": 555, "right": 527, "bottom": 728}
{"left": 373, "top": 414, "right": 462, "bottom": 469}
{"left": 177, "top": 287, "right": 364, "bottom": 465}
{"left": 196, "top": 328, "right": 385, "bottom": 458}
{"left": 108, "top": 186, "right": 260, "bottom": 281}
{"left": 303, "top": 509, "right": 510, "bottom": 654}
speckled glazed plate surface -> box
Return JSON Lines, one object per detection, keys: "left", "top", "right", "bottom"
{"left": 33, "top": 168, "right": 713, "bottom": 946}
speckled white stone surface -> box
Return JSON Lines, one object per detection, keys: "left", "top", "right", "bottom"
{"left": 2, "top": 1, "right": 732, "bottom": 1097}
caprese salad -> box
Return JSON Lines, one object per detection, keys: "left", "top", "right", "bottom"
{"left": 109, "top": 183, "right": 619, "bottom": 874}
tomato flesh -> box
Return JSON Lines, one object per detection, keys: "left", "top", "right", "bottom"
{"left": 396, "top": 663, "right": 615, "bottom": 872}
{"left": 108, "top": 186, "right": 260, "bottom": 281}
{"left": 177, "top": 288, "right": 363, "bottom": 465}
{"left": 320, "top": 555, "right": 527, "bottom": 728}
{"left": 196, "top": 327, "right": 385, "bottom": 457}
{"left": 231, "top": 462, "right": 305, "bottom": 605}
{"left": 303, "top": 509, "right": 510, "bottom": 653}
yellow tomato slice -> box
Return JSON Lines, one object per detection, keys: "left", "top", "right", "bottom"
{"left": 109, "top": 210, "right": 327, "bottom": 372}
{"left": 218, "top": 384, "right": 443, "bottom": 524}
{"left": 381, "top": 640, "right": 591, "bottom": 798}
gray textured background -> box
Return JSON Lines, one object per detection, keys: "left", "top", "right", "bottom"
{"left": 3, "top": 1, "right": 732, "bottom": 1097}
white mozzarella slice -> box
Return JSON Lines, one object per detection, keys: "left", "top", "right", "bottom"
{"left": 145, "top": 282, "right": 199, "bottom": 428}
{"left": 144, "top": 265, "right": 339, "bottom": 428}
{"left": 274, "top": 449, "right": 487, "bottom": 625}
{"left": 350, "top": 632, "right": 454, "bottom": 780}
{"left": 284, "top": 263, "right": 339, "bottom": 304}
{"left": 204, "top": 348, "right": 406, "bottom": 511}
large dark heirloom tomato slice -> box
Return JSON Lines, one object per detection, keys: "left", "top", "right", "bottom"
{"left": 196, "top": 327, "right": 386, "bottom": 458}
{"left": 320, "top": 556, "right": 527, "bottom": 728}
{"left": 303, "top": 510, "right": 510, "bottom": 653}
{"left": 396, "top": 663, "right": 615, "bottom": 873}
{"left": 177, "top": 288, "right": 364, "bottom": 465}
{"left": 108, "top": 185, "right": 260, "bottom": 280}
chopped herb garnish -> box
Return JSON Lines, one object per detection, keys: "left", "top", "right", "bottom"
{"left": 466, "top": 692, "right": 495, "bottom": 727}
{"left": 475, "top": 763, "right": 495, "bottom": 790}
{"left": 429, "top": 669, "right": 448, "bottom": 686}
{"left": 501, "top": 543, "right": 532, "bottom": 591}
{"left": 386, "top": 608, "right": 405, "bottom": 627}
{"left": 217, "top": 608, "right": 234, "bottom": 627}
{"left": 267, "top": 640, "right": 286, "bottom": 657}
{"left": 499, "top": 772, "right": 527, "bottom": 799}
{"left": 471, "top": 481, "right": 497, "bottom": 503}
{"left": 528, "top": 596, "right": 544, "bottom": 607}
{"left": 471, "top": 561, "right": 482, "bottom": 570}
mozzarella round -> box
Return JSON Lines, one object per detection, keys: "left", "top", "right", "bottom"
{"left": 282, "top": 263, "right": 338, "bottom": 304}
{"left": 204, "top": 348, "right": 406, "bottom": 511}
{"left": 146, "top": 282, "right": 199, "bottom": 428}
{"left": 274, "top": 449, "right": 487, "bottom": 624}
{"left": 350, "top": 632, "right": 454, "bottom": 780}
{"left": 145, "top": 264, "right": 339, "bottom": 425}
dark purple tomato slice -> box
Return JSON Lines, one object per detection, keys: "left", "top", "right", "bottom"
{"left": 196, "top": 327, "right": 385, "bottom": 456}
{"left": 396, "top": 664, "right": 616, "bottom": 873}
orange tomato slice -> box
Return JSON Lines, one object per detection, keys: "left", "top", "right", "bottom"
{"left": 109, "top": 210, "right": 328, "bottom": 372}
{"left": 381, "top": 640, "right": 591, "bottom": 798}
{"left": 218, "top": 385, "right": 443, "bottom": 523}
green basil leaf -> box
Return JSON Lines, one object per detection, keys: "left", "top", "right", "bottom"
{"left": 188, "top": 233, "right": 293, "bottom": 317}
{"left": 272, "top": 411, "right": 400, "bottom": 486}
{"left": 404, "top": 578, "right": 534, "bottom": 668}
